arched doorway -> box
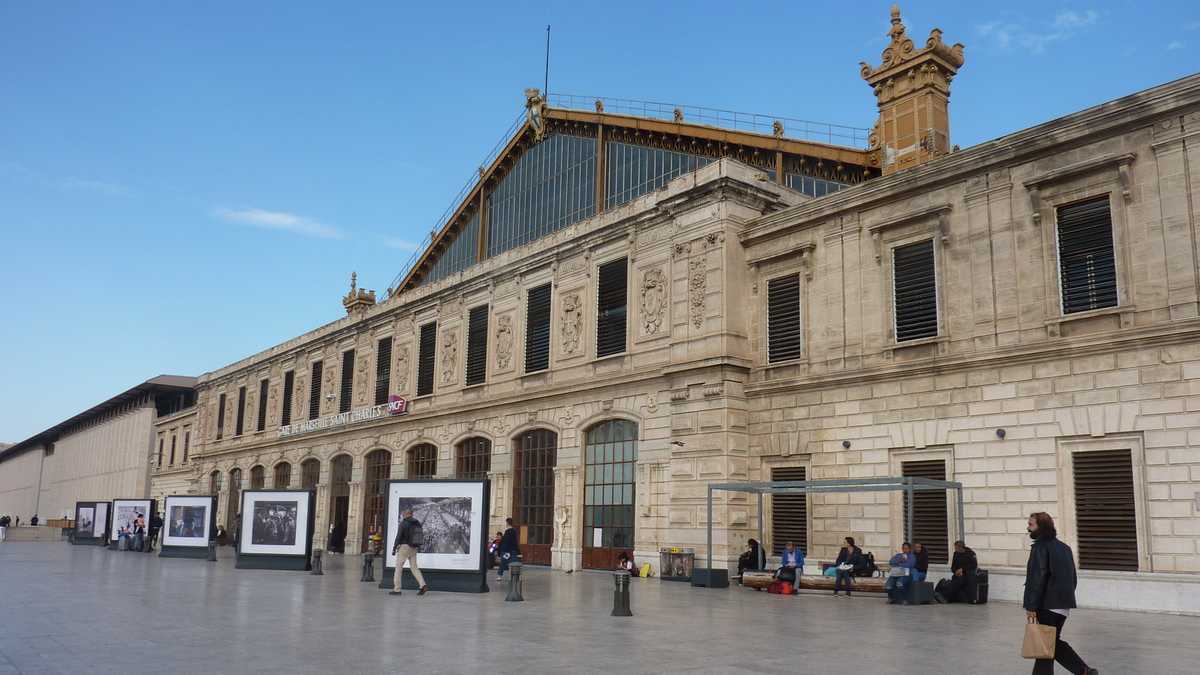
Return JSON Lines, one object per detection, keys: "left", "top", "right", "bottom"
{"left": 226, "top": 468, "right": 242, "bottom": 533}
{"left": 361, "top": 449, "right": 392, "bottom": 551}
{"left": 274, "top": 462, "right": 292, "bottom": 489}
{"left": 582, "top": 420, "right": 637, "bottom": 570}
{"left": 513, "top": 428, "right": 557, "bottom": 565}
{"left": 455, "top": 437, "right": 491, "bottom": 480}
{"left": 249, "top": 465, "right": 265, "bottom": 489}
{"left": 300, "top": 458, "right": 320, "bottom": 489}
{"left": 328, "top": 455, "right": 352, "bottom": 553}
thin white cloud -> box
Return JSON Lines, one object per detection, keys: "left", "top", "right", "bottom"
{"left": 213, "top": 207, "right": 343, "bottom": 239}
{"left": 383, "top": 237, "right": 421, "bottom": 252}
{"left": 1167, "top": 40, "right": 1185, "bottom": 51}
{"left": 61, "top": 177, "right": 133, "bottom": 197}
{"left": 976, "top": 8, "right": 1100, "bottom": 55}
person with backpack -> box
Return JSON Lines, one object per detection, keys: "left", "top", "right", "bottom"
{"left": 936, "top": 540, "right": 978, "bottom": 604}
{"left": 497, "top": 518, "right": 519, "bottom": 581}
{"left": 390, "top": 508, "right": 429, "bottom": 596}
{"left": 1024, "top": 512, "right": 1098, "bottom": 675}
{"left": 832, "top": 537, "right": 864, "bottom": 597}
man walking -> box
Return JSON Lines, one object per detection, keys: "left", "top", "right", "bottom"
{"left": 497, "top": 518, "right": 519, "bottom": 581}
{"left": 148, "top": 511, "right": 163, "bottom": 552}
{"left": 390, "top": 508, "right": 429, "bottom": 596}
{"left": 1024, "top": 512, "right": 1098, "bottom": 675}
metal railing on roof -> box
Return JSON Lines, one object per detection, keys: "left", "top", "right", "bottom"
{"left": 548, "top": 93, "right": 870, "bottom": 148}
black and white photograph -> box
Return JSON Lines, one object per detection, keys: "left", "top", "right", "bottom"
{"left": 395, "top": 497, "right": 472, "bottom": 555}
{"left": 169, "top": 506, "right": 207, "bottom": 538}
{"left": 384, "top": 481, "right": 486, "bottom": 572}
{"left": 110, "top": 499, "right": 152, "bottom": 543}
{"left": 238, "top": 490, "right": 312, "bottom": 558}
{"left": 251, "top": 501, "right": 298, "bottom": 546}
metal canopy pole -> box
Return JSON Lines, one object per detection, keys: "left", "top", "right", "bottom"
{"left": 956, "top": 486, "right": 966, "bottom": 544}
{"left": 757, "top": 492, "right": 764, "bottom": 553}
{"left": 905, "top": 482, "right": 914, "bottom": 543}
{"left": 706, "top": 485, "right": 713, "bottom": 580}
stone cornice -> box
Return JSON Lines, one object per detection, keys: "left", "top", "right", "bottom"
{"left": 741, "top": 73, "right": 1200, "bottom": 246}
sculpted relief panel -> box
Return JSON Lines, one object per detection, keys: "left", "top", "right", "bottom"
{"left": 561, "top": 292, "right": 583, "bottom": 356}
{"left": 688, "top": 257, "right": 707, "bottom": 329}
{"left": 640, "top": 267, "right": 667, "bottom": 336}
{"left": 441, "top": 328, "right": 458, "bottom": 385}
{"left": 394, "top": 345, "right": 410, "bottom": 394}
{"left": 495, "top": 314, "right": 515, "bottom": 371}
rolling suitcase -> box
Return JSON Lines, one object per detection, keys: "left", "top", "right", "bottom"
{"left": 970, "top": 569, "right": 988, "bottom": 604}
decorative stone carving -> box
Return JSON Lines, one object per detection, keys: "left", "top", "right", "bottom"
{"left": 355, "top": 354, "right": 369, "bottom": 405}
{"left": 559, "top": 405, "right": 579, "bottom": 427}
{"left": 323, "top": 366, "right": 336, "bottom": 404}
{"left": 440, "top": 328, "right": 458, "bottom": 385}
{"left": 688, "top": 257, "right": 707, "bottom": 329}
{"left": 293, "top": 375, "right": 306, "bottom": 418}
{"left": 640, "top": 268, "right": 667, "bottom": 335}
{"left": 495, "top": 315, "right": 514, "bottom": 370}
{"left": 673, "top": 242, "right": 692, "bottom": 259}
{"left": 561, "top": 293, "right": 583, "bottom": 355}
{"left": 268, "top": 383, "right": 279, "bottom": 422}
{"left": 643, "top": 394, "right": 659, "bottom": 414}
{"left": 494, "top": 416, "right": 511, "bottom": 436}
{"left": 394, "top": 345, "right": 409, "bottom": 393}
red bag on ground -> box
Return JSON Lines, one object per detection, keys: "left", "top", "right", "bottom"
{"left": 767, "top": 581, "right": 794, "bottom": 595}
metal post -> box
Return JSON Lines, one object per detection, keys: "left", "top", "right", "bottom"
{"left": 310, "top": 549, "right": 324, "bottom": 575}
{"left": 956, "top": 486, "right": 966, "bottom": 544}
{"left": 207, "top": 540, "right": 217, "bottom": 562}
{"left": 361, "top": 553, "right": 376, "bottom": 582}
{"left": 905, "top": 483, "right": 914, "bottom": 543}
{"left": 611, "top": 571, "right": 633, "bottom": 616}
{"left": 706, "top": 485, "right": 713, "bottom": 584}
{"left": 505, "top": 562, "right": 524, "bottom": 602}
{"left": 756, "top": 492, "right": 764, "bottom": 553}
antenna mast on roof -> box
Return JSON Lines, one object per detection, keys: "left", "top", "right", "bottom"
{"left": 544, "top": 24, "right": 550, "bottom": 97}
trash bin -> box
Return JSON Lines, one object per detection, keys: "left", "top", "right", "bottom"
{"left": 659, "top": 547, "right": 695, "bottom": 582}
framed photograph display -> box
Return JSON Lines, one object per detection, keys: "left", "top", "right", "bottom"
{"left": 108, "top": 498, "right": 156, "bottom": 551}
{"left": 380, "top": 479, "right": 490, "bottom": 593}
{"left": 72, "top": 501, "right": 108, "bottom": 545}
{"left": 160, "top": 495, "right": 218, "bottom": 559}
{"left": 235, "top": 489, "right": 316, "bottom": 571}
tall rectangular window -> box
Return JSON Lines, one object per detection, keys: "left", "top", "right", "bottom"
{"left": 465, "top": 305, "right": 489, "bottom": 386}
{"left": 525, "top": 283, "right": 552, "bottom": 373}
{"left": 235, "top": 386, "right": 246, "bottom": 436}
{"left": 596, "top": 258, "right": 628, "bottom": 358}
{"left": 281, "top": 371, "right": 295, "bottom": 427}
{"left": 767, "top": 274, "right": 802, "bottom": 363}
{"left": 902, "top": 459, "right": 949, "bottom": 564}
{"left": 417, "top": 322, "right": 437, "bottom": 397}
{"left": 1073, "top": 449, "right": 1138, "bottom": 571}
{"left": 770, "top": 466, "right": 807, "bottom": 556}
{"left": 309, "top": 361, "right": 323, "bottom": 420}
{"left": 157, "top": 437, "right": 164, "bottom": 468}
{"left": 339, "top": 349, "right": 355, "bottom": 413}
{"left": 169, "top": 433, "right": 177, "bottom": 465}
{"left": 375, "top": 337, "right": 392, "bottom": 405}
{"left": 256, "top": 379, "right": 268, "bottom": 431}
{"left": 893, "top": 239, "right": 938, "bottom": 342}
{"left": 182, "top": 429, "right": 190, "bottom": 463}
{"left": 1057, "top": 196, "right": 1117, "bottom": 314}
{"left": 216, "top": 393, "right": 226, "bottom": 439}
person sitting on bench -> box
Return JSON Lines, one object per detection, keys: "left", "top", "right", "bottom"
{"left": 935, "top": 540, "right": 977, "bottom": 603}
{"left": 912, "top": 542, "right": 929, "bottom": 583}
{"left": 775, "top": 541, "right": 804, "bottom": 593}
{"left": 833, "top": 537, "right": 864, "bottom": 597}
{"left": 885, "top": 542, "right": 917, "bottom": 604}
{"left": 737, "top": 538, "right": 766, "bottom": 582}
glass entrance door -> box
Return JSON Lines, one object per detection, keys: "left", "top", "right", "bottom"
{"left": 513, "top": 429, "right": 557, "bottom": 565}
{"left": 582, "top": 420, "right": 637, "bottom": 570}
{"left": 328, "top": 455, "right": 352, "bottom": 553}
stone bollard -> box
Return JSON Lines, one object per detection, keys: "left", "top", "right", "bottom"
{"left": 361, "top": 553, "right": 376, "bottom": 582}
{"left": 207, "top": 540, "right": 217, "bottom": 562}
{"left": 611, "top": 571, "right": 633, "bottom": 617}
{"left": 310, "top": 549, "right": 324, "bottom": 575}
{"left": 505, "top": 562, "right": 525, "bottom": 602}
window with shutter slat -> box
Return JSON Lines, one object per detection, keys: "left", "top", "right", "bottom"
{"left": 309, "top": 361, "right": 323, "bottom": 420}
{"left": 1057, "top": 196, "right": 1118, "bottom": 314}
{"left": 902, "top": 459, "right": 949, "bottom": 564}
{"left": 893, "top": 240, "right": 938, "bottom": 342}
{"left": 339, "top": 349, "right": 355, "bottom": 413}
{"left": 466, "top": 305, "right": 489, "bottom": 386}
{"left": 281, "top": 371, "right": 294, "bottom": 427}
{"left": 597, "top": 258, "right": 628, "bottom": 358}
{"left": 1073, "top": 449, "right": 1138, "bottom": 571}
{"left": 525, "top": 284, "right": 552, "bottom": 373}
{"left": 375, "top": 337, "right": 392, "bottom": 405}
{"left": 235, "top": 386, "right": 246, "bottom": 436}
{"left": 771, "top": 466, "right": 807, "bottom": 556}
{"left": 256, "top": 379, "right": 268, "bottom": 431}
{"left": 767, "top": 274, "right": 802, "bottom": 363}
{"left": 216, "top": 393, "right": 226, "bottom": 439}
{"left": 417, "top": 322, "right": 437, "bottom": 396}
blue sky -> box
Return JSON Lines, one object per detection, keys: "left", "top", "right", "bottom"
{"left": 1, "top": 1, "right": 1197, "bottom": 443}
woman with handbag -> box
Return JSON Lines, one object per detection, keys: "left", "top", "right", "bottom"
{"left": 1023, "top": 512, "right": 1098, "bottom": 675}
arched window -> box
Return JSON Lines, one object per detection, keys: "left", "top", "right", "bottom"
{"left": 512, "top": 429, "right": 557, "bottom": 565}
{"left": 249, "top": 465, "right": 265, "bottom": 489}
{"left": 274, "top": 462, "right": 292, "bottom": 489}
{"left": 407, "top": 444, "right": 437, "bottom": 479}
{"left": 300, "top": 458, "right": 320, "bottom": 489}
{"left": 209, "top": 470, "right": 223, "bottom": 495}
{"left": 456, "top": 437, "right": 491, "bottom": 480}
{"left": 582, "top": 419, "right": 638, "bottom": 569}
{"left": 328, "top": 455, "right": 353, "bottom": 553}
{"left": 227, "top": 468, "right": 242, "bottom": 530}
{"left": 362, "top": 449, "right": 392, "bottom": 550}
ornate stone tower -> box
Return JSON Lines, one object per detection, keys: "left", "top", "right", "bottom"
{"left": 861, "top": 5, "right": 965, "bottom": 175}
{"left": 342, "top": 272, "right": 376, "bottom": 315}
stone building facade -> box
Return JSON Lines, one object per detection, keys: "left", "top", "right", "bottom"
{"left": 173, "top": 10, "right": 1200, "bottom": 613}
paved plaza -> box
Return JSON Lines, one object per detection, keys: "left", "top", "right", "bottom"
{"left": 0, "top": 542, "right": 1195, "bottom": 674}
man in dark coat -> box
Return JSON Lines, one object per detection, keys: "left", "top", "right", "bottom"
{"left": 936, "top": 540, "right": 978, "bottom": 603}
{"left": 1023, "top": 512, "right": 1098, "bottom": 675}
{"left": 148, "top": 512, "right": 163, "bottom": 551}
{"left": 497, "top": 518, "right": 519, "bottom": 581}
{"left": 390, "top": 509, "right": 428, "bottom": 597}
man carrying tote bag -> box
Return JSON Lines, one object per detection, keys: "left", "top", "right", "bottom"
{"left": 1022, "top": 512, "right": 1099, "bottom": 674}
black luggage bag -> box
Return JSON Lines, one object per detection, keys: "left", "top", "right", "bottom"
{"left": 970, "top": 569, "right": 988, "bottom": 605}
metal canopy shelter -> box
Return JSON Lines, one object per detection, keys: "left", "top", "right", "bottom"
{"left": 705, "top": 477, "right": 966, "bottom": 576}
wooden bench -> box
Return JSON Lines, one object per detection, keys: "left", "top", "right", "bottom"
{"left": 741, "top": 570, "right": 887, "bottom": 593}
{"left": 741, "top": 571, "right": 775, "bottom": 590}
